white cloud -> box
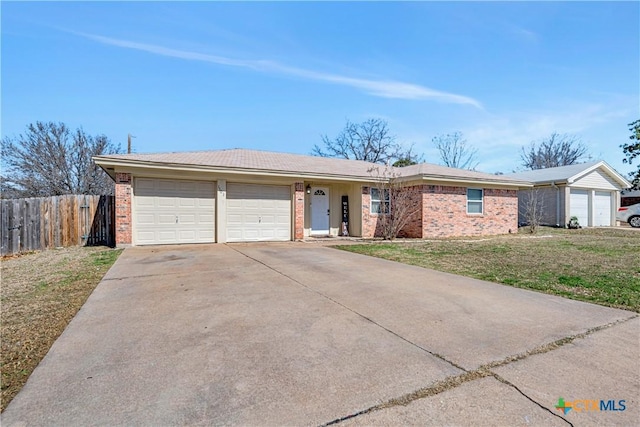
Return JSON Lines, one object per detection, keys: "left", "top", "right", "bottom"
{"left": 76, "top": 32, "right": 482, "bottom": 108}
{"left": 507, "top": 24, "right": 539, "bottom": 43}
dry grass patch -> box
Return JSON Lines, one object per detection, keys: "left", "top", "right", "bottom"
{"left": 337, "top": 228, "right": 640, "bottom": 312}
{"left": 1, "top": 246, "right": 121, "bottom": 411}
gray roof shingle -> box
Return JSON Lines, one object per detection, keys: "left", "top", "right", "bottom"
{"left": 95, "top": 148, "right": 529, "bottom": 185}
{"left": 503, "top": 161, "right": 633, "bottom": 186}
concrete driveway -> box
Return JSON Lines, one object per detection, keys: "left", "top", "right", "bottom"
{"left": 2, "top": 243, "right": 638, "bottom": 426}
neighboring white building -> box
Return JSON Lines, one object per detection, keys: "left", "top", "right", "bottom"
{"left": 507, "top": 161, "right": 631, "bottom": 227}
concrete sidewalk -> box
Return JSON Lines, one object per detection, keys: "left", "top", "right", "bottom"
{"left": 2, "top": 243, "right": 638, "bottom": 426}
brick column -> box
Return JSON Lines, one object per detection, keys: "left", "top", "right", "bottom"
{"left": 294, "top": 182, "right": 304, "bottom": 240}
{"left": 361, "top": 186, "right": 374, "bottom": 238}
{"left": 115, "top": 172, "right": 132, "bottom": 245}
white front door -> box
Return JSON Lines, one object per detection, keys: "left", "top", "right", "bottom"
{"left": 311, "top": 187, "right": 329, "bottom": 235}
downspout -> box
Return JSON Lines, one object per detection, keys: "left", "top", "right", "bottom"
{"left": 551, "top": 182, "right": 560, "bottom": 227}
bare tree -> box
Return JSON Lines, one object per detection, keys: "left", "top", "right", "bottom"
{"left": 521, "top": 133, "right": 589, "bottom": 170}
{"left": 520, "top": 189, "right": 545, "bottom": 234}
{"left": 432, "top": 131, "right": 478, "bottom": 170}
{"left": 367, "top": 165, "right": 421, "bottom": 240}
{"left": 313, "top": 118, "right": 419, "bottom": 165}
{"left": 1, "top": 122, "right": 121, "bottom": 198}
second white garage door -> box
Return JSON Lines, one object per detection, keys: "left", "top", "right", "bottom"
{"left": 593, "top": 191, "right": 612, "bottom": 226}
{"left": 226, "top": 183, "right": 291, "bottom": 242}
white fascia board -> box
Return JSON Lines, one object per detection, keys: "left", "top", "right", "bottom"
{"left": 93, "top": 157, "right": 532, "bottom": 188}
{"left": 416, "top": 175, "right": 532, "bottom": 188}
{"left": 93, "top": 157, "right": 379, "bottom": 183}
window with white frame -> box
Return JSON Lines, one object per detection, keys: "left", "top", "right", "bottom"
{"left": 371, "top": 187, "right": 390, "bottom": 214}
{"left": 467, "top": 188, "right": 483, "bottom": 214}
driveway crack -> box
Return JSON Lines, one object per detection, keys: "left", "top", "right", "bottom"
{"left": 229, "top": 245, "right": 636, "bottom": 426}
{"left": 489, "top": 372, "right": 574, "bottom": 426}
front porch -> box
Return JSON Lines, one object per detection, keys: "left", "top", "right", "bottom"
{"left": 299, "top": 181, "right": 364, "bottom": 238}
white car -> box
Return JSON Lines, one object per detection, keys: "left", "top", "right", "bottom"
{"left": 617, "top": 203, "right": 640, "bottom": 228}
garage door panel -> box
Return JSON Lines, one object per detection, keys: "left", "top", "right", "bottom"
{"left": 136, "top": 178, "right": 155, "bottom": 192}
{"left": 179, "top": 214, "right": 196, "bottom": 224}
{"left": 136, "top": 197, "right": 155, "bottom": 208}
{"left": 178, "top": 230, "right": 196, "bottom": 240}
{"left": 158, "top": 214, "right": 176, "bottom": 225}
{"left": 227, "top": 214, "right": 243, "bottom": 224}
{"left": 276, "top": 229, "right": 290, "bottom": 239}
{"left": 136, "top": 231, "right": 156, "bottom": 243}
{"left": 260, "top": 215, "right": 275, "bottom": 224}
{"left": 227, "top": 230, "right": 242, "bottom": 240}
{"left": 244, "top": 230, "right": 260, "bottom": 239}
{"left": 157, "top": 180, "right": 178, "bottom": 192}
{"left": 198, "top": 214, "right": 215, "bottom": 224}
{"left": 226, "top": 183, "right": 291, "bottom": 242}
{"left": 199, "top": 230, "right": 215, "bottom": 239}
{"left": 179, "top": 182, "right": 196, "bottom": 192}
{"left": 261, "top": 200, "right": 276, "bottom": 209}
{"left": 136, "top": 214, "right": 155, "bottom": 225}
{"left": 158, "top": 230, "right": 178, "bottom": 241}
{"left": 179, "top": 199, "right": 196, "bottom": 208}
{"left": 594, "top": 191, "right": 611, "bottom": 226}
{"left": 134, "top": 178, "right": 215, "bottom": 245}
{"left": 570, "top": 190, "right": 589, "bottom": 227}
{"left": 197, "top": 198, "right": 215, "bottom": 208}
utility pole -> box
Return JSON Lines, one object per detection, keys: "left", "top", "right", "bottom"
{"left": 127, "top": 133, "right": 136, "bottom": 154}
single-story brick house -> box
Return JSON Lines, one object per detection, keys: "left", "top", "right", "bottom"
{"left": 94, "top": 149, "right": 531, "bottom": 246}
{"left": 507, "top": 161, "right": 631, "bottom": 227}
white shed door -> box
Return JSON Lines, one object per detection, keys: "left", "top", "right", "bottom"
{"left": 593, "top": 191, "right": 612, "bottom": 226}
{"left": 226, "top": 183, "right": 291, "bottom": 242}
{"left": 569, "top": 189, "right": 589, "bottom": 227}
{"left": 134, "top": 178, "right": 215, "bottom": 245}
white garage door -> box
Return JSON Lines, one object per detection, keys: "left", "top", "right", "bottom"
{"left": 593, "top": 191, "right": 612, "bottom": 226}
{"left": 134, "top": 178, "right": 215, "bottom": 245}
{"left": 226, "top": 183, "right": 291, "bottom": 242}
{"left": 569, "top": 189, "right": 589, "bottom": 227}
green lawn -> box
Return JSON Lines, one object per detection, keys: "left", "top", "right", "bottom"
{"left": 336, "top": 228, "right": 640, "bottom": 312}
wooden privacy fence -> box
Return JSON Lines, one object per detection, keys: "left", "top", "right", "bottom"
{"left": 1, "top": 195, "right": 115, "bottom": 256}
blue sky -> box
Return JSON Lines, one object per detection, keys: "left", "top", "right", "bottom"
{"left": 2, "top": 1, "right": 639, "bottom": 175}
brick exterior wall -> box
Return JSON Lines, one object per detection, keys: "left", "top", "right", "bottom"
{"left": 361, "top": 184, "right": 518, "bottom": 239}
{"left": 115, "top": 173, "right": 132, "bottom": 245}
{"left": 361, "top": 186, "right": 377, "bottom": 238}
{"left": 422, "top": 186, "right": 517, "bottom": 237}
{"left": 294, "top": 182, "right": 304, "bottom": 240}
{"left": 396, "top": 185, "right": 424, "bottom": 238}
